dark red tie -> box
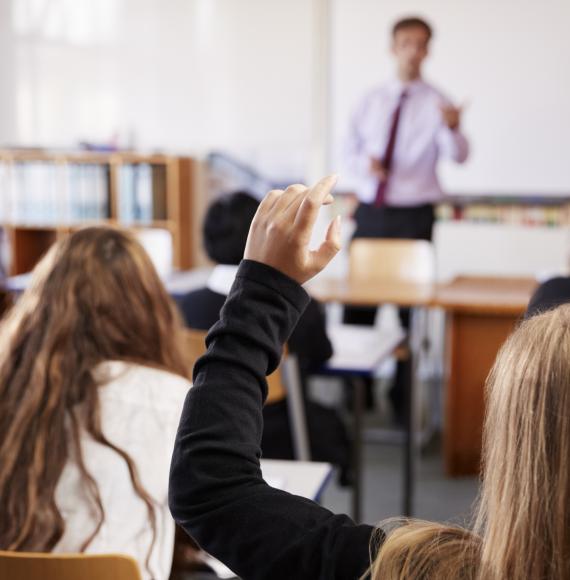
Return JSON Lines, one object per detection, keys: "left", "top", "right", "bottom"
{"left": 374, "top": 90, "right": 408, "bottom": 207}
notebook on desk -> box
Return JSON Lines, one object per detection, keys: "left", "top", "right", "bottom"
{"left": 325, "top": 323, "right": 405, "bottom": 373}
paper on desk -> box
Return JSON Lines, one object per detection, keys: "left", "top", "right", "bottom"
{"left": 326, "top": 323, "right": 405, "bottom": 371}
{"left": 265, "top": 476, "right": 286, "bottom": 490}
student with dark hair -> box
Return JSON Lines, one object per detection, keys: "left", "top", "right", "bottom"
{"left": 525, "top": 276, "right": 570, "bottom": 319}
{"left": 177, "top": 191, "right": 350, "bottom": 478}
{"left": 178, "top": 191, "right": 333, "bottom": 372}
{"left": 345, "top": 15, "right": 469, "bottom": 419}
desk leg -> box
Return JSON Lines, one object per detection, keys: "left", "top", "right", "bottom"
{"left": 351, "top": 377, "right": 364, "bottom": 523}
{"left": 402, "top": 350, "right": 414, "bottom": 517}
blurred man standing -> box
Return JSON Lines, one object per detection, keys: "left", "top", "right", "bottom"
{"left": 345, "top": 16, "right": 469, "bottom": 418}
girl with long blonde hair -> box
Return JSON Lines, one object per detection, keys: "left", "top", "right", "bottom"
{"left": 370, "top": 302, "right": 570, "bottom": 579}
{"left": 169, "top": 176, "right": 570, "bottom": 580}
{"left": 0, "top": 227, "right": 190, "bottom": 579}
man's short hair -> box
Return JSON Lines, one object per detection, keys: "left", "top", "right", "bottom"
{"left": 203, "top": 191, "right": 260, "bottom": 265}
{"left": 392, "top": 17, "right": 433, "bottom": 40}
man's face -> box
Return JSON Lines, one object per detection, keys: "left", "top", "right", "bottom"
{"left": 391, "top": 27, "right": 430, "bottom": 80}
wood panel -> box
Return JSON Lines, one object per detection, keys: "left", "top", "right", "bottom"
{"left": 9, "top": 228, "right": 58, "bottom": 276}
{"left": 444, "top": 311, "right": 521, "bottom": 476}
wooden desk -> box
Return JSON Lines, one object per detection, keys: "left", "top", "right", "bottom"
{"left": 434, "top": 277, "right": 537, "bottom": 476}
{"left": 308, "top": 275, "right": 538, "bottom": 479}
{"left": 307, "top": 277, "right": 434, "bottom": 307}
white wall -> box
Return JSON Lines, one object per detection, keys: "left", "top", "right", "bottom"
{"left": 0, "top": 0, "right": 314, "bottom": 179}
{"left": 3, "top": 0, "right": 569, "bottom": 194}
{"left": 332, "top": 0, "right": 570, "bottom": 195}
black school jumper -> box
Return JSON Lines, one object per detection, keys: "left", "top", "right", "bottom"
{"left": 169, "top": 260, "right": 377, "bottom": 580}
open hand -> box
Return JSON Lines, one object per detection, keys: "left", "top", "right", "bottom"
{"left": 440, "top": 103, "right": 463, "bottom": 131}
{"left": 370, "top": 157, "right": 387, "bottom": 181}
{"left": 244, "top": 175, "right": 341, "bottom": 285}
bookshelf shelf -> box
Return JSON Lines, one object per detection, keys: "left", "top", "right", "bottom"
{"left": 0, "top": 151, "right": 200, "bottom": 276}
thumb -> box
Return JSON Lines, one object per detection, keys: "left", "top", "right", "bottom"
{"left": 308, "top": 215, "right": 342, "bottom": 274}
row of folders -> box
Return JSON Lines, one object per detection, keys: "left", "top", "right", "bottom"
{"left": 0, "top": 162, "right": 167, "bottom": 224}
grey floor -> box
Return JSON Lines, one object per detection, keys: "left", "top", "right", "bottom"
{"left": 321, "top": 437, "right": 479, "bottom": 528}
{"left": 313, "top": 379, "right": 480, "bottom": 529}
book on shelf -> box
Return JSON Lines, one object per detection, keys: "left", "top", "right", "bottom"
{"left": 0, "top": 160, "right": 169, "bottom": 227}
{"left": 0, "top": 161, "right": 110, "bottom": 225}
{"left": 67, "top": 164, "right": 109, "bottom": 222}
{"left": 118, "top": 163, "right": 165, "bottom": 224}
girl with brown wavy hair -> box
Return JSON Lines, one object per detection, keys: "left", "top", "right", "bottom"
{"left": 0, "top": 227, "right": 190, "bottom": 579}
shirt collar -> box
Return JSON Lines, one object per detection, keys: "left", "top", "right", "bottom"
{"left": 388, "top": 77, "right": 426, "bottom": 97}
{"left": 206, "top": 264, "right": 239, "bottom": 296}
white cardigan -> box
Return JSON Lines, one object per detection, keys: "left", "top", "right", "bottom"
{"left": 53, "top": 361, "right": 191, "bottom": 579}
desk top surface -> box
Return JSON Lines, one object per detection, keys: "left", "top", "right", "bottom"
{"left": 307, "top": 275, "right": 537, "bottom": 315}
{"left": 260, "top": 459, "right": 333, "bottom": 501}
{"left": 434, "top": 276, "right": 537, "bottom": 314}
{"left": 307, "top": 277, "right": 434, "bottom": 307}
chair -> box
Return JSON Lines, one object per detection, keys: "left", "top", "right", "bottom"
{"left": 0, "top": 551, "right": 142, "bottom": 580}
{"left": 182, "top": 328, "right": 287, "bottom": 404}
{"left": 348, "top": 238, "right": 436, "bottom": 517}
{"left": 349, "top": 238, "right": 435, "bottom": 285}
{"left": 182, "top": 328, "right": 310, "bottom": 459}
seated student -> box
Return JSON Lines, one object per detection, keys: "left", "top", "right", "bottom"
{"left": 526, "top": 276, "right": 570, "bottom": 318}
{"left": 177, "top": 191, "right": 351, "bottom": 479}
{"left": 177, "top": 191, "right": 333, "bottom": 375}
{"left": 170, "top": 176, "right": 570, "bottom": 579}
{"left": 0, "top": 228, "right": 191, "bottom": 580}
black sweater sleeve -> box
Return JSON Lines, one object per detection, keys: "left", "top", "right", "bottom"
{"left": 169, "top": 260, "right": 375, "bottom": 580}
{"left": 288, "top": 297, "right": 333, "bottom": 370}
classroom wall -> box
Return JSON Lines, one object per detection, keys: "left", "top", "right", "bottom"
{"left": 2, "top": 0, "right": 568, "bottom": 279}
{"left": 0, "top": 0, "right": 313, "bottom": 180}
{"left": 332, "top": 0, "right": 570, "bottom": 196}
{"left": 3, "top": 0, "right": 569, "bottom": 193}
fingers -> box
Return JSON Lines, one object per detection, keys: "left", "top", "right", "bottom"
{"left": 293, "top": 174, "right": 338, "bottom": 243}
{"left": 276, "top": 183, "right": 309, "bottom": 215}
{"left": 309, "top": 215, "right": 342, "bottom": 272}
{"left": 256, "top": 188, "right": 285, "bottom": 218}
{"left": 276, "top": 183, "right": 334, "bottom": 220}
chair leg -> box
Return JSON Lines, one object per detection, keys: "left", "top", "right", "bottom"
{"left": 282, "top": 355, "right": 311, "bottom": 461}
{"left": 351, "top": 377, "right": 365, "bottom": 523}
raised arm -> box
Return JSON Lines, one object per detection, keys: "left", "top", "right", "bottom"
{"left": 169, "top": 178, "right": 376, "bottom": 580}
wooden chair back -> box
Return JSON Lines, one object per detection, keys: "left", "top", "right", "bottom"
{"left": 182, "top": 328, "right": 287, "bottom": 404}
{"left": 0, "top": 551, "right": 142, "bottom": 580}
{"left": 349, "top": 239, "right": 435, "bottom": 285}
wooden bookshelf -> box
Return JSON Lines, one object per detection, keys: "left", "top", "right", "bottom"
{"left": 0, "top": 151, "right": 202, "bottom": 275}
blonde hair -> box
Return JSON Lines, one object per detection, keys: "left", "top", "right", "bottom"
{"left": 368, "top": 304, "right": 570, "bottom": 579}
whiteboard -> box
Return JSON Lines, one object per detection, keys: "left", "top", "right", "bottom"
{"left": 331, "top": 0, "right": 570, "bottom": 196}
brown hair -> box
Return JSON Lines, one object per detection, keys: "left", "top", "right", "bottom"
{"left": 392, "top": 17, "right": 433, "bottom": 41}
{"left": 368, "top": 304, "right": 570, "bottom": 579}
{"left": 0, "top": 227, "right": 188, "bottom": 570}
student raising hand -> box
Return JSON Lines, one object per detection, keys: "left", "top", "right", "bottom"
{"left": 244, "top": 175, "right": 341, "bottom": 284}
{"left": 169, "top": 176, "right": 374, "bottom": 580}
